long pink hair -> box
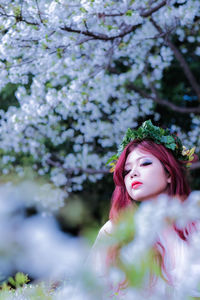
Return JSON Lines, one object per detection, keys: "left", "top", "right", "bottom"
{"left": 108, "top": 139, "right": 193, "bottom": 288}
{"left": 109, "top": 139, "right": 190, "bottom": 220}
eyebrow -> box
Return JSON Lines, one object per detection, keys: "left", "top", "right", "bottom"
{"left": 124, "top": 156, "right": 152, "bottom": 168}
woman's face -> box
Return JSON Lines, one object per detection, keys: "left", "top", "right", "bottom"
{"left": 124, "top": 147, "right": 171, "bottom": 202}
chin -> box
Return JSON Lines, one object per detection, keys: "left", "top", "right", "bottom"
{"left": 131, "top": 193, "right": 156, "bottom": 202}
{"left": 134, "top": 198, "right": 149, "bottom": 202}
{"left": 131, "top": 195, "right": 147, "bottom": 202}
{"left": 132, "top": 195, "right": 142, "bottom": 201}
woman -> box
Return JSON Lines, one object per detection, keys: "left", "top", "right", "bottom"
{"left": 89, "top": 120, "right": 198, "bottom": 298}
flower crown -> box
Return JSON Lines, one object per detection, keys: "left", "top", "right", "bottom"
{"left": 107, "top": 120, "right": 195, "bottom": 172}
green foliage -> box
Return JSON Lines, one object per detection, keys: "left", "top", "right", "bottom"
{"left": 80, "top": 7, "right": 87, "bottom": 13}
{"left": 42, "top": 42, "right": 48, "bottom": 50}
{"left": 57, "top": 48, "right": 64, "bottom": 59}
{"left": 8, "top": 272, "right": 30, "bottom": 288}
{"left": 12, "top": 6, "right": 21, "bottom": 18}
{"left": 107, "top": 120, "right": 190, "bottom": 168}
{"left": 0, "top": 272, "right": 30, "bottom": 290}
{"left": 126, "top": 10, "right": 132, "bottom": 16}
{"left": 0, "top": 282, "right": 53, "bottom": 300}
{"left": 0, "top": 83, "right": 19, "bottom": 111}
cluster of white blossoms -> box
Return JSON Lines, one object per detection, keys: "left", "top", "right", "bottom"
{"left": 0, "top": 181, "right": 200, "bottom": 299}
{"left": 0, "top": 181, "right": 87, "bottom": 281}
{"left": 0, "top": 0, "right": 199, "bottom": 199}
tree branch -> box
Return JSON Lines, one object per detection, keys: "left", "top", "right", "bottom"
{"left": 0, "top": 5, "right": 38, "bottom": 26}
{"left": 1, "top": 1, "right": 169, "bottom": 43}
{"left": 61, "top": 1, "right": 168, "bottom": 41}
{"left": 35, "top": 0, "right": 44, "bottom": 24}
{"left": 150, "top": 17, "right": 200, "bottom": 101}
{"left": 129, "top": 83, "right": 200, "bottom": 114}
{"left": 66, "top": 167, "right": 109, "bottom": 175}
{"left": 97, "top": 0, "right": 167, "bottom": 18}
{"left": 61, "top": 24, "right": 141, "bottom": 41}
{"left": 46, "top": 157, "right": 109, "bottom": 174}
{"left": 140, "top": 0, "right": 167, "bottom": 17}
{"left": 166, "top": 40, "right": 200, "bottom": 101}
{"left": 46, "top": 151, "right": 200, "bottom": 173}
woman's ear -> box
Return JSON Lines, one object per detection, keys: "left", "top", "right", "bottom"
{"left": 167, "top": 175, "right": 171, "bottom": 184}
{"left": 164, "top": 166, "right": 171, "bottom": 183}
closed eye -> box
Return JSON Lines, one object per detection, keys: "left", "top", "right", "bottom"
{"left": 123, "top": 169, "right": 130, "bottom": 176}
{"left": 123, "top": 161, "right": 152, "bottom": 176}
{"left": 140, "top": 161, "right": 152, "bottom": 166}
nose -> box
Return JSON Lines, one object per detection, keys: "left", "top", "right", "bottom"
{"left": 130, "top": 167, "right": 139, "bottom": 178}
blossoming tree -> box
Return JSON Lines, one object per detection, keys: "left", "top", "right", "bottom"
{"left": 0, "top": 0, "right": 200, "bottom": 200}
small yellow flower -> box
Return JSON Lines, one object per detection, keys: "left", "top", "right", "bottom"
{"left": 182, "top": 145, "right": 189, "bottom": 156}
{"left": 109, "top": 161, "right": 117, "bottom": 173}
{"left": 182, "top": 146, "right": 196, "bottom": 167}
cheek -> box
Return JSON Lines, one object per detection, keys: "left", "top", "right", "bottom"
{"left": 143, "top": 166, "right": 168, "bottom": 187}
{"left": 124, "top": 176, "right": 131, "bottom": 192}
{"left": 153, "top": 169, "right": 168, "bottom": 187}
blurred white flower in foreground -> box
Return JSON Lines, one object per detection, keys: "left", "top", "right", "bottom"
{"left": 0, "top": 181, "right": 88, "bottom": 281}
{"left": 1, "top": 185, "right": 200, "bottom": 299}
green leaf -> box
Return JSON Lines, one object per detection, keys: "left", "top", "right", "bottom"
{"left": 15, "top": 272, "right": 30, "bottom": 286}
{"left": 13, "top": 6, "right": 21, "bottom": 18}
{"left": 106, "top": 119, "right": 189, "bottom": 167}
{"left": 80, "top": 7, "right": 87, "bottom": 13}
{"left": 8, "top": 277, "right": 16, "bottom": 287}
{"left": 0, "top": 282, "right": 10, "bottom": 291}
{"left": 106, "top": 154, "right": 118, "bottom": 165}
{"left": 126, "top": 10, "right": 132, "bottom": 16}
{"left": 42, "top": 42, "right": 48, "bottom": 50}
{"left": 57, "top": 48, "right": 63, "bottom": 59}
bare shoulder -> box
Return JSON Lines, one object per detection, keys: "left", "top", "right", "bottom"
{"left": 91, "top": 220, "right": 113, "bottom": 249}
{"left": 98, "top": 220, "right": 113, "bottom": 236}
{"left": 94, "top": 220, "right": 113, "bottom": 243}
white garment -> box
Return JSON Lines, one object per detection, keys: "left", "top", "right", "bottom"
{"left": 87, "top": 220, "right": 113, "bottom": 276}
{"left": 89, "top": 220, "right": 200, "bottom": 299}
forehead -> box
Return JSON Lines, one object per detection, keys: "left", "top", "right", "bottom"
{"left": 125, "top": 148, "right": 155, "bottom": 165}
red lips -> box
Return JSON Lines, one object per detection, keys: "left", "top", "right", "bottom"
{"left": 132, "top": 181, "right": 143, "bottom": 189}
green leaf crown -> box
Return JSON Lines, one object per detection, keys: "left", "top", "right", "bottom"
{"left": 107, "top": 120, "right": 195, "bottom": 172}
